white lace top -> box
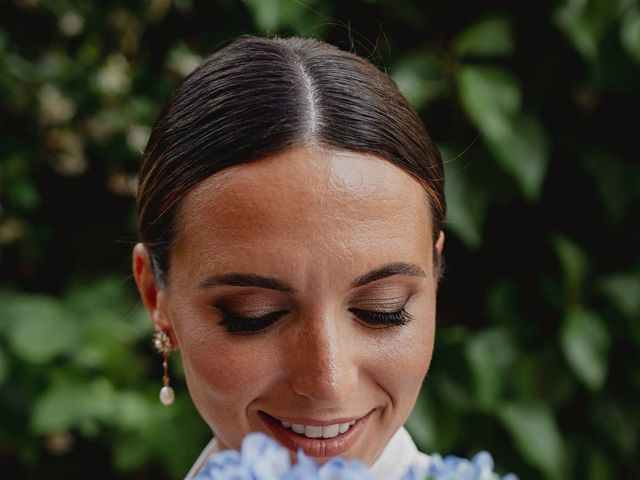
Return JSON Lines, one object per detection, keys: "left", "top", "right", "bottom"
{"left": 184, "top": 426, "right": 430, "bottom": 479}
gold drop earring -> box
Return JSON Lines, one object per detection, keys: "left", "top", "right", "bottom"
{"left": 153, "top": 330, "right": 175, "bottom": 406}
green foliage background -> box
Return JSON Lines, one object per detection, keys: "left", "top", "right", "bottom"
{"left": 1, "top": 0, "right": 639, "bottom": 478}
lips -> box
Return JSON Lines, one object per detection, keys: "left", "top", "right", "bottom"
{"left": 258, "top": 410, "right": 371, "bottom": 458}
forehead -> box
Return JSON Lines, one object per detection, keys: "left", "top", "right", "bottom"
{"left": 172, "top": 147, "right": 433, "bottom": 281}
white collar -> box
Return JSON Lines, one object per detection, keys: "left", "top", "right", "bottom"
{"left": 185, "top": 437, "right": 219, "bottom": 479}
{"left": 370, "top": 426, "right": 430, "bottom": 480}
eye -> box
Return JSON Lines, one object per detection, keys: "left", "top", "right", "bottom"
{"left": 217, "top": 308, "right": 288, "bottom": 335}
{"left": 348, "top": 307, "right": 412, "bottom": 327}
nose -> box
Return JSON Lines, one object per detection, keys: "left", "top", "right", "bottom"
{"left": 287, "top": 313, "right": 357, "bottom": 404}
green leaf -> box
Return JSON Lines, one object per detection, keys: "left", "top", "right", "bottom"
{"left": 66, "top": 279, "right": 150, "bottom": 336}
{"left": 113, "top": 431, "right": 155, "bottom": 472}
{"left": 498, "top": 402, "right": 565, "bottom": 479}
{"left": 621, "top": 6, "right": 640, "bottom": 64}
{"left": 486, "top": 281, "right": 524, "bottom": 327}
{"left": 405, "top": 392, "right": 437, "bottom": 451}
{"left": 457, "top": 66, "right": 549, "bottom": 199}
{"left": 553, "top": 235, "right": 587, "bottom": 293}
{"left": 453, "top": 14, "right": 515, "bottom": 57}
{"left": 112, "top": 391, "right": 155, "bottom": 431}
{"left": 561, "top": 307, "right": 610, "bottom": 389}
{"left": 2, "top": 295, "right": 80, "bottom": 364}
{"left": 136, "top": 398, "right": 212, "bottom": 478}
{"left": 442, "top": 158, "right": 489, "bottom": 248}
{"left": 581, "top": 150, "right": 636, "bottom": 225}
{"left": 590, "top": 398, "right": 639, "bottom": 457}
{"left": 0, "top": 347, "right": 8, "bottom": 386}
{"left": 600, "top": 273, "right": 640, "bottom": 318}
{"left": 554, "top": 0, "right": 627, "bottom": 61}
{"left": 71, "top": 313, "right": 146, "bottom": 375}
{"left": 485, "top": 113, "right": 549, "bottom": 201}
{"left": 243, "top": 0, "right": 326, "bottom": 34}
{"left": 166, "top": 42, "right": 203, "bottom": 78}
{"left": 31, "top": 377, "right": 116, "bottom": 435}
{"left": 552, "top": 234, "right": 588, "bottom": 298}
{"left": 555, "top": 0, "right": 600, "bottom": 60}
{"left": 5, "top": 178, "right": 41, "bottom": 213}
{"left": 586, "top": 446, "right": 615, "bottom": 480}
{"left": 466, "top": 328, "right": 516, "bottom": 409}
{"left": 31, "top": 382, "right": 86, "bottom": 434}
{"left": 457, "top": 66, "right": 521, "bottom": 139}
{"left": 244, "top": 0, "right": 282, "bottom": 31}
{"left": 391, "top": 53, "right": 446, "bottom": 109}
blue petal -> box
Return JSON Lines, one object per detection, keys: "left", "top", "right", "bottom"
{"left": 471, "top": 451, "right": 495, "bottom": 472}
{"left": 240, "top": 432, "right": 291, "bottom": 479}
{"left": 319, "top": 457, "right": 372, "bottom": 480}
{"left": 195, "top": 450, "right": 252, "bottom": 480}
{"left": 400, "top": 463, "right": 428, "bottom": 480}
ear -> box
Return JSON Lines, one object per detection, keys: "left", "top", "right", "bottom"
{"left": 436, "top": 230, "right": 445, "bottom": 255}
{"left": 132, "top": 243, "right": 178, "bottom": 349}
{"left": 433, "top": 230, "right": 446, "bottom": 283}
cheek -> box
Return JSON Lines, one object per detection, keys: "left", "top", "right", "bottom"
{"left": 372, "top": 302, "right": 436, "bottom": 398}
{"left": 170, "top": 304, "right": 276, "bottom": 422}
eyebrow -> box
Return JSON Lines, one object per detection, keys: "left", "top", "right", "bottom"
{"left": 350, "top": 262, "right": 427, "bottom": 288}
{"left": 198, "top": 262, "right": 426, "bottom": 292}
{"left": 198, "top": 273, "right": 293, "bottom": 292}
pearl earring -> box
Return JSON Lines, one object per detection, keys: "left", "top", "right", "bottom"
{"left": 153, "top": 330, "right": 175, "bottom": 406}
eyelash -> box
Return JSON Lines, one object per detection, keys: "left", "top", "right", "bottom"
{"left": 348, "top": 307, "right": 412, "bottom": 327}
{"left": 218, "top": 309, "right": 287, "bottom": 335}
{"left": 217, "top": 307, "right": 411, "bottom": 335}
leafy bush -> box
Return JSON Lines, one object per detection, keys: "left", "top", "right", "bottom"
{"left": 1, "top": 1, "right": 638, "bottom": 478}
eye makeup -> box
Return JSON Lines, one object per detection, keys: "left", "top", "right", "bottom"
{"left": 213, "top": 292, "right": 289, "bottom": 335}
{"left": 217, "top": 307, "right": 289, "bottom": 334}
{"left": 346, "top": 282, "right": 415, "bottom": 328}
{"left": 212, "top": 276, "right": 420, "bottom": 335}
{"left": 348, "top": 307, "right": 412, "bottom": 327}
{"left": 217, "top": 298, "right": 414, "bottom": 335}
{"left": 218, "top": 305, "right": 412, "bottom": 335}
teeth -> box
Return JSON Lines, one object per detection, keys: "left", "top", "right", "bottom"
{"left": 322, "top": 424, "right": 340, "bottom": 438}
{"left": 280, "top": 420, "right": 355, "bottom": 439}
{"left": 305, "top": 425, "right": 323, "bottom": 438}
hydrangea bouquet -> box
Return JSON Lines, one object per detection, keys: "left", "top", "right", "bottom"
{"left": 194, "top": 432, "right": 517, "bottom": 480}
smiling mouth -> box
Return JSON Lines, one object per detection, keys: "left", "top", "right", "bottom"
{"left": 258, "top": 410, "right": 371, "bottom": 458}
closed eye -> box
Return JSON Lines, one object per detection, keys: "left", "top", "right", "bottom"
{"left": 218, "top": 307, "right": 412, "bottom": 334}
{"left": 348, "top": 307, "right": 412, "bottom": 327}
{"left": 218, "top": 309, "right": 289, "bottom": 335}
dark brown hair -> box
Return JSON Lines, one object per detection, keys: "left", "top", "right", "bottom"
{"left": 137, "top": 35, "right": 445, "bottom": 286}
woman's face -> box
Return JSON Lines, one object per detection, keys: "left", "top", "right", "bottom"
{"left": 135, "top": 146, "right": 441, "bottom": 464}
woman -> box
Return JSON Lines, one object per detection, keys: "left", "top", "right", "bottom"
{"left": 133, "top": 35, "right": 446, "bottom": 479}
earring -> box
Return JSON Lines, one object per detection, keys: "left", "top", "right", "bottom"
{"left": 153, "top": 330, "right": 175, "bottom": 406}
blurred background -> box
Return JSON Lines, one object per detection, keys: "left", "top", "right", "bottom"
{"left": 0, "top": 0, "right": 639, "bottom": 478}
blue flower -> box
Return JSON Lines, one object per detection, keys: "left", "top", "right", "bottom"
{"left": 195, "top": 432, "right": 372, "bottom": 480}
{"left": 419, "top": 451, "right": 518, "bottom": 480}
{"left": 281, "top": 451, "right": 319, "bottom": 479}
{"left": 241, "top": 432, "right": 291, "bottom": 478}
{"left": 195, "top": 432, "right": 517, "bottom": 480}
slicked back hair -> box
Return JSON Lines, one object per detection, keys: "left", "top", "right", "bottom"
{"left": 137, "top": 36, "right": 445, "bottom": 286}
